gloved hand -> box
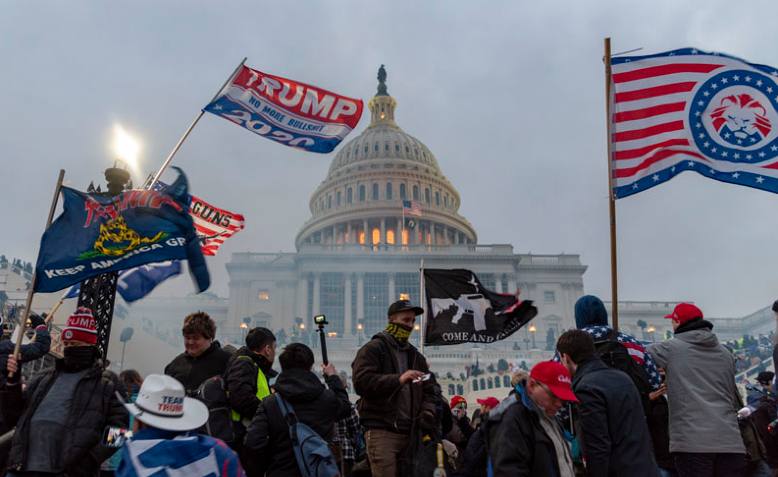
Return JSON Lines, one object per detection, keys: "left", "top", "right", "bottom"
{"left": 28, "top": 313, "right": 45, "bottom": 329}
{"left": 419, "top": 409, "right": 437, "bottom": 432}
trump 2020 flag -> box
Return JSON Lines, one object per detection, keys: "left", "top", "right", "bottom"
{"left": 611, "top": 48, "right": 778, "bottom": 198}
{"left": 35, "top": 168, "right": 209, "bottom": 294}
{"left": 424, "top": 269, "right": 537, "bottom": 345}
{"left": 204, "top": 65, "right": 363, "bottom": 154}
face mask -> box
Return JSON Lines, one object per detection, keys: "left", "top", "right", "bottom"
{"left": 63, "top": 346, "right": 98, "bottom": 371}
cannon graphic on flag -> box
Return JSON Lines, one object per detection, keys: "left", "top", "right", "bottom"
{"left": 430, "top": 294, "right": 492, "bottom": 331}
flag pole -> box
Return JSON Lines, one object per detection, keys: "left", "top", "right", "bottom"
{"left": 10, "top": 169, "right": 65, "bottom": 376}
{"left": 604, "top": 37, "right": 619, "bottom": 331}
{"left": 149, "top": 57, "right": 247, "bottom": 187}
{"left": 419, "top": 258, "right": 425, "bottom": 354}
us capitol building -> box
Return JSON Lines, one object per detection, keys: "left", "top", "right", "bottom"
{"left": 224, "top": 67, "right": 588, "bottom": 377}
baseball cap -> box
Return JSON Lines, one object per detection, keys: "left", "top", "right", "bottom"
{"left": 757, "top": 371, "right": 775, "bottom": 385}
{"left": 387, "top": 300, "right": 424, "bottom": 317}
{"left": 450, "top": 395, "right": 467, "bottom": 409}
{"left": 664, "top": 303, "right": 703, "bottom": 325}
{"left": 476, "top": 397, "right": 500, "bottom": 409}
{"left": 530, "top": 361, "right": 578, "bottom": 402}
{"left": 122, "top": 374, "right": 208, "bottom": 432}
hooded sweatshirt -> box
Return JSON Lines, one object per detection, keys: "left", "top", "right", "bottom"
{"left": 647, "top": 319, "right": 744, "bottom": 454}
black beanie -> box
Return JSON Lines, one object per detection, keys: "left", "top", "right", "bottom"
{"left": 772, "top": 300, "right": 778, "bottom": 312}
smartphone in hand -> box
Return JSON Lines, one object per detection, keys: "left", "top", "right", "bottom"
{"left": 102, "top": 426, "right": 133, "bottom": 448}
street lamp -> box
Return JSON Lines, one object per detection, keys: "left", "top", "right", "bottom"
{"left": 646, "top": 326, "right": 656, "bottom": 342}
{"left": 357, "top": 320, "right": 364, "bottom": 345}
{"left": 414, "top": 323, "right": 421, "bottom": 348}
{"left": 529, "top": 324, "right": 537, "bottom": 349}
{"left": 119, "top": 326, "right": 134, "bottom": 371}
{"left": 240, "top": 322, "right": 248, "bottom": 342}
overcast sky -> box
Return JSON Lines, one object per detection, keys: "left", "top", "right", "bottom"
{"left": 2, "top": 1, "right": 778, "bottom": 319}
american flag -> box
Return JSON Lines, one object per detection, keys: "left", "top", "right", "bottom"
{"left": 402, "top": 199, "right": 422, "bottom": 217}
{"left": 610, "top": 48, "right": 778, "bottom": 199}
{"left": 153, "top": 182, "right": 245, "bottom": 256}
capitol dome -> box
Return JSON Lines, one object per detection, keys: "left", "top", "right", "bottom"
{"left": 296, "top": 66, "right": 477, "bottom": 249}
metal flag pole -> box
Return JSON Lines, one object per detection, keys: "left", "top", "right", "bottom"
{"left": 149, "top": 57, "right": 247, "bottom": 188}
{"left": 604, "top": 37, "right": 620, "bottom": 331}
{"left": 419, "top": 258, "right": 425, "bottom": 354}
{"left": 9, "top": 169, "right": 65, "bottom": 377}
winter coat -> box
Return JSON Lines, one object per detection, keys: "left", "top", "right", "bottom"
{"left": 647, "top": 319, "right": 745, "bottom": 454}
{"left": 164, "top": 341, "right": 232, "bottom": 395}
{"left": 0, "top": 327, "right": 51, "bottom": 386}
{"left": 351, "top": 332, "right": 436, "bottom": 433}
{"left": 646, "top": 396, "right": 673, "bottom": 470}
{"left": 0, "top": 360, "right": 129, "bottom": 476}
{"left": 243, "top": 368, "right": 352, "bottom": 477}
{"left": 225, "top": 347, "right": 277, "bottom": 422}
{"left": 458, "top": 424, "right": 488, "bottom": 477}
{"left": 571, "top": 357, "right": 658, "bottom": 477}
{"left": 485, "top": 388, "right": 565, "bottom": 477}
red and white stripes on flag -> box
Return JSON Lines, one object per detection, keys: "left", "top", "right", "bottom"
{"left": 610, "top": 48, "right": 778, "bottom": 198}
{"left": 403, "top": 200, "right": 422, "bottom": 217}
{"left": 190, "top": 194, "right": 245, "bottom": 256}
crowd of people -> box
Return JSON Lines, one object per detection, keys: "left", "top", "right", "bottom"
{"left": 0, "top": 297, "right": 776, "bottom": 477}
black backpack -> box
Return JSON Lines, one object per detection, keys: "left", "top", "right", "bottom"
{"left": 194, "top": 374, "right": 236, "bottom": 444}
{"left": 593, "top": 329, "right": 652, "bottom": 416}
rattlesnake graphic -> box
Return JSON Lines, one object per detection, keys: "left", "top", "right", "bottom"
{"left": 92, "top": 216, "right": 166, "bottom": 257}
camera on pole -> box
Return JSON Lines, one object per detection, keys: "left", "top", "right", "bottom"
{"left": 314, "top": 314, "right": 329, "bottom": 365}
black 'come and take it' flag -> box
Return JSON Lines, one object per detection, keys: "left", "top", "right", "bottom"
{"left": 423, "top": 268, "right": 537, "bottom": 346}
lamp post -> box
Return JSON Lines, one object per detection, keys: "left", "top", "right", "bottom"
{"left": 240, "top": 322, "right": 248, "bottom": 342}
{"left": 118, "top": 326, "right": 134, "bottom": 371}
{"left": 529, "top": 324, "right": 537, "bottom": 349}
{"left": 647, "top": 326, "right": 656, "bottom": 342}
{"left": 357, "top": 321, "right": 364, "bottom": 346}
{"left": 414, "top": 323, "right": 421, "bottom": 348}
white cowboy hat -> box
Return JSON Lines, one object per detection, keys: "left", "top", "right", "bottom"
{"left": 122, "top": 374, "right": 208, "bottom": 432}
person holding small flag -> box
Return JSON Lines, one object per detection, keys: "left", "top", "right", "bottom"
{"left": 1, "top": 307, "right": 128, "bottom": 477}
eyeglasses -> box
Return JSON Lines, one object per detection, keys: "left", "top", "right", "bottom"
{"left": 534, "top": 379, "right": 562, "bottom": 404}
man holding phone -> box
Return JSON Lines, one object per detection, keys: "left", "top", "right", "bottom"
{"left": 351, "top": 300, "right": 438, "bottom": 477}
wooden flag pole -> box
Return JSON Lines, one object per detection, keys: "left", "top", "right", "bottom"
{"left": 419, "top": 258, "right": 425, "bottom": 354}
{"left": 604, "top": 38, "right": 619, "bottom": 331}
{"left": 149, "top": 57, "right": 247, "bottom": 188}
{"left": 9, "top": 169, "right": 65, "bottom": 376}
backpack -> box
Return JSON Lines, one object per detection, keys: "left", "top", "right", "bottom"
{"left": 275, "top": 393, "right": 340, "bottom": 477}
{"left": 593, "top": 329, "right": 652, "bottom": 415}
{"left": 194, "top": 375, "right": 235, "bottom": 444}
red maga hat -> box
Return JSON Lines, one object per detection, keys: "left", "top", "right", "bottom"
{"left": 664, "top": 303, "right": 703, "bottom": 325}
{"left": 530, "top": 361, "right": 578, "bottom": 402}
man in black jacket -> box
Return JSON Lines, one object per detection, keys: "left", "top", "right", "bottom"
{"left": 557, "top": 329, "right": 659, "bottom": 477}
{"left": 1, "top": 307, "right": 128, "bottom": 477}
{"left": 351, "top": 300, "right": 437, "bottom": 477}
{"left": 224, "top": 327, "right": 277, "bottom": 474}
{"left": 243, "top": 343, "right": 351, "bottom": 477}
{"left": 486, "top": 360, "right": 577, "bottom": 477}
{"left": 164, "top": 311, "right": 232, "bottom": 395}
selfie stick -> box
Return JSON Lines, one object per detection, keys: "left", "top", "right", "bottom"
{"left": 315, "top": 315, "right": 329, "bottom": 365}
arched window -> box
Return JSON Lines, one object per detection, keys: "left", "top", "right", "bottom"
{"left": 457, "top": 384, "right": 464, "bottom": 395}
{"left": 372, "top": 228, "right": 380, "bottom": 245}
{"left": 400, "top": 184, "right": 407, "bottom": 199}
{"left": 386, "top": 183, "right": 393, "bottom": 200}
{"left": 327, "top": 195, "right": 332, "bottom": 209}
{"left": 385, "top": 143, "right": 390, "bottom": 152}
{"left": 487, "top": 378, "right": 494, "bottom": 389}
{"left": 386, "top": 229, "right": 395, "bottom": 244}
{"left": 448, "top": 384, "right": 455, "bottom": 396}
{"left": 503, "top": 375, "right": 511, "bottom": 387}
{"left": 494, "top": 376, "right": 501, "bottom": 388}
{"left": 337, "top": 191, "right": 342, "bottom": 206}
{"left": 374, "top": 143, "right": 379, "bottom": 152}
{"left": 412, "top": 185, "right": 419, "bottom": 200}
{"left": 347, "top": 188, "right": 353, "bottom": 204}
{"left": 444, "top": 195, "right": 449, "bottom": 207}
{"left": 359, "top": 185, "right": 366, "bottom": 202}
{"left": 480, "top": 378, "right": 486, "bottom": 390}
{"left": 395, "top": 144, "right": 400, "bottom": 153}
{"left": 473, "top": 380, "right": 479, "bottom": 391}
{"left": 424, "top": 188, "right": 431, "bottom": 204}
{"left": 363, "top": 144, "right": 369, "bottom": 154}
{"left": 435, "top": 191, "right": 441, "bottom": 206}
{"left": 372, "top": 183, "right": 379, "bottom": 200}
